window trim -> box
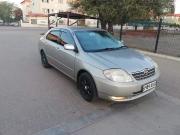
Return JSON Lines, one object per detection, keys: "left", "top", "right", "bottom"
{"left": 60, "top": 29, "right": 76, "bottom": 45}
{"left": 46, "top": 29, "right": 79, "bottom": 53}
{"left": 60, "top": 29, "right": 78, "bottom": 53}
{"left": 46, "top": 30, "right": 61, "bottom": 44}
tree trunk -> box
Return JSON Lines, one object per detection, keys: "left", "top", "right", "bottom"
{"left": 108, "top": 21, "right": 114, "bottom": 34}
{"left": 119, "top": 22, "right": 123, "bottom": 41}
{"left": 98, "top": 10, "right": 107, "bottom": 30}
{"left": 101, "top": 20, "right": 107, "bottom": 30}
{"left": 135, "top": 25, "right": 137, "bottom": 31}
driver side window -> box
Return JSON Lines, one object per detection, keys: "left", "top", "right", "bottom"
{"left": 60, "top": 30, "right": 75, "bottom": 45}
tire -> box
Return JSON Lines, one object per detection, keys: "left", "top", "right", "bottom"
{"left": 40, "top": 51, "right": 51, "bottom": 68}
{"left": 78, "top": 72, "right": 98, "bottom": 102}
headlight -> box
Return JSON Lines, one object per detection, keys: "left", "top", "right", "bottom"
{"left": 103, "top": 69, "right": 133, "bottom": 83}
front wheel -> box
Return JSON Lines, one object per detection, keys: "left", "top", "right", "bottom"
{"left": 40, "top": 51, "right": 51, "bottom": 68}
{"left": 78, "top": 72, "right": 98, "bottom": 102}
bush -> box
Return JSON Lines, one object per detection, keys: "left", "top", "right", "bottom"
{"left": 168, "top": 23, "right": 180, "bottom": 28}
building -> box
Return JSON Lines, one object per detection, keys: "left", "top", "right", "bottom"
{"left": 30, "top": 0, "right": 72, "bottom": 14}
{"left": 163, "top": 0, "right": 180, "bottom": 25}
{"left": 21, "top": 0, "right": 31, "bottom": 22}
{"left": 20, "top": 0, "right": 73, "bottom": 24}
{"left": 164, "top": 14, "right": 180, "bottom": 25}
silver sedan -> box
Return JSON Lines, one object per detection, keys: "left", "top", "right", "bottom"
{"left": 39, "top": 27, "right": 160, "bottom": 102}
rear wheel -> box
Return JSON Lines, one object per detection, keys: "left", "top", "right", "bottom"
{"left": 40, "top": 51, "right": 51, "bottom": 68}
{"left": 78, "top": 72, "right": 98, "bottom": 102}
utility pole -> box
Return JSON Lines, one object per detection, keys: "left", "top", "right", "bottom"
{"left": 154, "top": 18, "right": 162, "bottom": 53}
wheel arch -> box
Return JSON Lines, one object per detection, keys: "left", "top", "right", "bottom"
{"left": 40, "top": 48, "right": 48, "bottom": 56}
{"left": 77, "top": 69, "right": 87, "bottom": 81}
{"left": 76, "top": 69, "right": 98, "bottom": 97}
{"left": 40, "top": 49, "right": 44, "bottom": 54}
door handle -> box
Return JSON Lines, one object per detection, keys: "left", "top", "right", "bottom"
{"left": 56, "top": 47, "right": 60, "bottom": 50}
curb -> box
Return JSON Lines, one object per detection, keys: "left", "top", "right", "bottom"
{"left": 137, "top": 50, "right": 180, "bottom": 62}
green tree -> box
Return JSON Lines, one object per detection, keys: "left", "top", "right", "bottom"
{"left": 112, "top": 0, "right": 148, "bottom": 39}
{"left": 0, "top": 1, "right": 14, "bottom": 24}
{"left": 71, "top": 0, "right": 148, "bottom": 33}
{"left": 71, "top": 0, "right": 174, "bottom": 35}
{"left": 71, "top": 0, "right": 116, "bottom": 31}
{"left": 141, "top": 0, "right": 174, "bottom": 19}
{"left": 14, "top": 7, "right": 23, "bottom": 22}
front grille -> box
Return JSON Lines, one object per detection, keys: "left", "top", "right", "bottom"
{"left": 132, "top": 68, "right": 155, "bottom": 80}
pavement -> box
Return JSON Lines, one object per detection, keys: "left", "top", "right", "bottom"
{"left": 0, "top": 27, "right": 180, "bottom": 135}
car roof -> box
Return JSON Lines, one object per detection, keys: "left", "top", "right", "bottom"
{"left": 52, "top": 26, "right": 105, "bottom": 32}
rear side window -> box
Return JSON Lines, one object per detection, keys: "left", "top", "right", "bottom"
{"left": 46, "top": 30, "right": 61, "bottom": 44}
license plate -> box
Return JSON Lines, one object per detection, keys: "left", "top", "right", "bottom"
{"left": 143, "top": 81, "right": 156, "bottom": 92}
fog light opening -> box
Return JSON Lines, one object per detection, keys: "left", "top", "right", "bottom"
{"left": 110, "top": 96, "right": 126, "bottom": 101}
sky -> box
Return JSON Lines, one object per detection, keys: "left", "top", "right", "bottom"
{"left": 6, "top": 0, "right": 21, "bottom": 6}
{"left": 175, "top": 0, "right": 180, "bottom": 14}
{"left": 5, "top": 0, "right": 180, "bottom": 14}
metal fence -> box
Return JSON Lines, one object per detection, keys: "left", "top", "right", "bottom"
{"left": 157, "top": 28, "right": 180, "bottom": 57}
{"left": 114, "top": 19, "right": 180, "bottom": 57}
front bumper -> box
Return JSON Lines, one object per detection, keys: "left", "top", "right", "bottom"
{"left": 94, "top": 72, "right": 159, "bottom": 102}
{"left": 108, "top": 88, "right": 155, "bottom": 102}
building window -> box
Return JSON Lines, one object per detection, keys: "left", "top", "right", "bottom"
{"left": 43, "top": 8, "right": 50, "bottom": 14}
{"left": 58, "top": 0, "right": 63, "bottom": 3}
{"left": 31, "top": 19, "right": 37, "bottom": 24}
{"left": 42, "top": 0, "right": 49, "bottom": 3}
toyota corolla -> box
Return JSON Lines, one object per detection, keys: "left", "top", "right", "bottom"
{"left": 39, "top": 27, "right": 160, "bottom": 102}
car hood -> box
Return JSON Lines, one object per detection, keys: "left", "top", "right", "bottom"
{"left": 87, "top": 48, "right": 154, "bottom": 73}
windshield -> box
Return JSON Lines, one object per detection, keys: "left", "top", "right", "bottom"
{"left": 75, "top": 30, "right": 124, "bottom": 52}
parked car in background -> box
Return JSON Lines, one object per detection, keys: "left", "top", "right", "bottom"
{"left": 0, "top": 21, "right": 19, "bottom": 27}
{"left": 0, "top": 20, "right": 3, "bottom": 25}
{"left": 39, "top": 27, "right": 160, "bottom": 102}
{"left": 9, "top": 22, "right": 19, "bottom": 27}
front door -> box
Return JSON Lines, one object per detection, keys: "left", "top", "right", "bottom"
{"left": 45, "top": 30, "right": 62, "bottom": 67}
{"left": 55, "top": 29, "right": 76, "bottom": 79}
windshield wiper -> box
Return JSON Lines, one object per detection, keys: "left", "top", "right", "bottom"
{"left": 89, "top": 46, "right": 128, "bottom": 52}
{"left": 102, "top": 48, "right": 117, "bottom": 51}
{"left": 95, "top": 48, "right": 116, "bottom": 52}
{"left": 118, "top": 45, "right": 128, "bottom": 49}
{"left": 98, "top": 46, "right": 128, "bottom": 52}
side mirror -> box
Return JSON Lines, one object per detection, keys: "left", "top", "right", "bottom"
{"left": 64, "top": 44, "right": 75, "bottom": 51}
{"left": 121, "top": 40, "right": 124, "bottom": 44}
{"left": 118, "top": 40, "right": 124, "bottom": 45}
